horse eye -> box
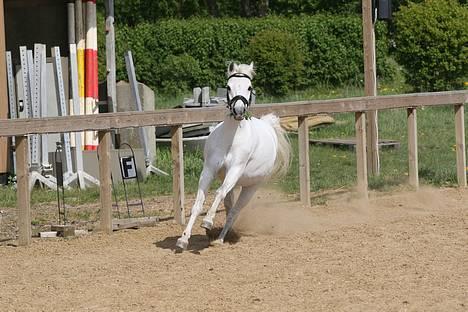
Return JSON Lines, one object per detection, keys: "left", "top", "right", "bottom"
{"left": 226, "top": 86, "right": 231, "bottom": 91}
{"left": 248, "top": 86, "right": 252, "bottom": 91}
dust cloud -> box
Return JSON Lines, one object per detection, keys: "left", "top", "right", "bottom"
{"left": 234, "top": 186, "right": 459, "bottom": 236}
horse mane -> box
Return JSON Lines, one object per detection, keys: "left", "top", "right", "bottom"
{"left": 227, "top": 62, "right": 255, "bottom": 79}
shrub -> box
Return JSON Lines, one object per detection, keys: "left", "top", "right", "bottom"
{"left": 158, "top": 54, "right": 204, "bottom": 95}
{"left": 248, "top": 30, "right": 306, "bottom": 96}
{"left": 394, "top": 0, "right": 468, "bottom": 91}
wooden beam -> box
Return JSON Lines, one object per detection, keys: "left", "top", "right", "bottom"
{"left": 112, "top": 216, "right": 159, "bottom": 231}
{"left": 454, "top": 104, "right": 466, "bottom": 187}
{"left": 355, "top": 112, "right": 368, "bottom": 198}
{"left": 362, "top": 0, "right": 379, "bottom": 176}
{"left": 15, "top": 135, "right": 31, "bottom": 246}
{"left": 298, "top": 116, "right": 311, "bottom": 206}
{"left": 171, "top": 125, "right": 185, "bottom": 225}
{"left": 407, "top": 107, "right": 419, "bottom": 188}
{"left": 98, "top": 130, "right": 112, "bottom": 233}
{"left": 0, "top": 91, "right": 466, "bottom": 137}
{"left": 0, "top": 0, "right": 8, "bottom": 177}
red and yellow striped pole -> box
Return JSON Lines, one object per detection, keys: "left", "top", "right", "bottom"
{"left": 75, "top": 0, "right": 85, "bottom": 150}
{"left": 84, "top": 0, "right": 98, "bottom": 150}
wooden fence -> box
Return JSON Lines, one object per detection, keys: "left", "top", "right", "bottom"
{"left": 0, "top": 90, "right": 466, "bottom": 246}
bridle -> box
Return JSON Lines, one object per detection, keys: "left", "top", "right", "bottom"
{"left": 226, "top": 73, "right": 255, "bottom": 115}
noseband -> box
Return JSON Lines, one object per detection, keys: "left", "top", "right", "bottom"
{"left": 226, "top": 73, "right": 255, "bottom": 111}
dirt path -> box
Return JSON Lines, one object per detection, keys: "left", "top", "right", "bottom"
{"left": 1, "top": 187, "right": 467, "bottom": 311}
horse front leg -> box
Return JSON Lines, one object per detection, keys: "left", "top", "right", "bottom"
{"left": 203, "top": 188, "right": 236, "bottom": 239}
{"left": 176, "top": 169, "right": 214, "bottom": 250}
{"left": 201, "top": 166, "right": 243, "bottom": 231}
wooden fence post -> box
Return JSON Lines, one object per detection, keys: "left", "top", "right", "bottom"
{"left": 355, "top": 112, "right": 368, "bottom": 198}
{"left": 298, "top": 116, "right": 311, "bottom": 206}
{"left": 16, "top": 135, "right": 31, "bottom": 246}
{"left": 407, "top": 107, "right": 419, "bottom": 188}
{"left": 171, "top": 125, "right": 185, "bottom": 225}
{"left": 454, "top": 104, "right": 466, "bottom": 187}
{"left": 362, "top": 0, "right": 380, "bottom": 176}
{"left": 98, "top": 130, "right": 113, "bottom": 233}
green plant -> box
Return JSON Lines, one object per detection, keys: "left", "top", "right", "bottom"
{"left": 394, "top": 0, "right": 468, "bottom": 91}
{"left": 248, "top": 29, "right": 306, "bottom": 96}
{"left": 100, "top": 15, "right": 396, "bottom": 96}
{"left": 159, "top": 54, "right": 204, "bottom": 95}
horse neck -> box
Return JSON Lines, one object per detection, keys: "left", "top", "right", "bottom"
{"left": 222, "top": 116, "right": 245, "bottom": 141}
{"left": 223, "top": 115, "right": 241, "bottom": 130}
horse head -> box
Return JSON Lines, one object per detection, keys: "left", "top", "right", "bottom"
{"left": 226, "top": 62, "right": 256, "bottom": 120}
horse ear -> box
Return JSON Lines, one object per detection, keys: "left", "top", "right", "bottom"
{"left": 228, "top": 62, "right": 238, "bottom": 75}
{"left": 249, "top": 62, "right": 255, "bottom": 77}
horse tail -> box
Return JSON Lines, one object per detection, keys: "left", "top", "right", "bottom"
{"left": 261, "top": 114, "right": 292, "bottom": 178}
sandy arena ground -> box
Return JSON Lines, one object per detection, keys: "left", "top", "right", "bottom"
{"left": 0, "top": 186, "right": 467, "bottom": 311}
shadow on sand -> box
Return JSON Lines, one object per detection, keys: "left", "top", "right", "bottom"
{"left": 154, "top": 228, "right": 241, "bottom": 254}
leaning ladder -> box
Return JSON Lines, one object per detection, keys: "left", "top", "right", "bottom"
{"left": 51, "top": 47, "right": 74, "bottom": 187}
{"left": 124, "top": 50, "right": 168, "bottom": 176}
{"left": 34, "top": 44, "right": 53, "bottom": 176}
{"left": 6, "top": 52, "right": 17, "bottom": 176}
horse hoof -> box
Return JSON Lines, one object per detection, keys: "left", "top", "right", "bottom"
{"left": 200, "top": 220, "right": 213, "bottom": 231}
{"left": 175, "top": 238, "right": 188, "bottom": 251}
{"left": 210, "top": 239, "right": 224, "bottom": 247}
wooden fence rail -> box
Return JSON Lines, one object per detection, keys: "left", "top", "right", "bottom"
{"left": 0, "top": 91, "right": 466, "bottom": 136}
{"left": 0, "top": 90, "right": 466, "bottom": 246}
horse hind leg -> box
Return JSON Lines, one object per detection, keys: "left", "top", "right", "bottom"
{"left": 214, "top": 184, "right": 259, "bottom": 245}
{"left": 224, "top": 189, "right": 236, "bottom": 216}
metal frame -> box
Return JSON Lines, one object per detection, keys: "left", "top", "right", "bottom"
{"left": 117, "top": 142, "right": 145, "bottom": 218}
{"left": 19, "top": 46, "right": 57, "bottom": 190}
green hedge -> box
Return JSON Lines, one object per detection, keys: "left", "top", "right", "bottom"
{"left": 394, "top": 0, "right": 467, "bottom": 91}
{"left": 248, "top": 29, "right": 306, "bottom": 95}
{"left": 101, "top": 15, "right": 395, "bottom": 96}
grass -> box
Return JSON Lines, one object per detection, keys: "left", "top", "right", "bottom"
{"left": 0, "top": 79, "right": 465, "bottom": 209}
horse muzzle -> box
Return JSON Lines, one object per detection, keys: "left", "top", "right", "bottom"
{"left": 233, "top": 113, "right": 244, "bottom": 121}
{"left": 228, "top": 95, "right": 249, "bottom": 120}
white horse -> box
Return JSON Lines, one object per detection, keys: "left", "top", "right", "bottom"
{"left": 176, "top": 62, "right": 292, "bottom": 250}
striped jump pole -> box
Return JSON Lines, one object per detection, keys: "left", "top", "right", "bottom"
{"left": 84, "top": 0, "right": 98, "bottom": 150}
{"left": 75, "top": 0, "right": 85, "bottom": 151}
